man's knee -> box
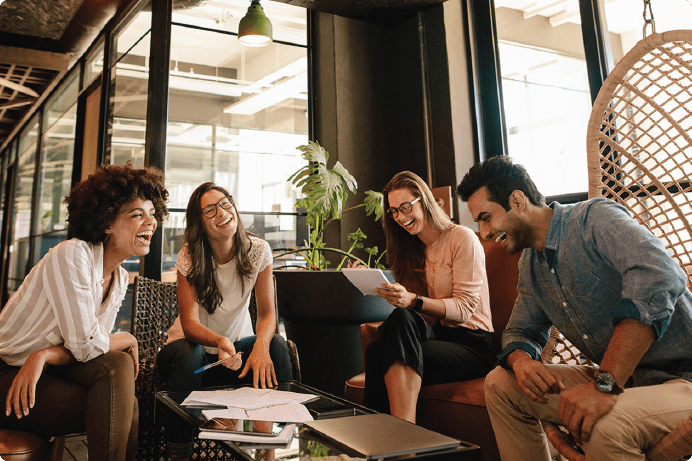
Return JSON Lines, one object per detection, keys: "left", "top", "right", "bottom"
{"left": 485, "top": 366, "right": 517, "bottom": 401}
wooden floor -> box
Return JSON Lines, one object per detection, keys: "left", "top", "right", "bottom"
{"left": 63, "top": 434, "right": 88, "bottom": 461}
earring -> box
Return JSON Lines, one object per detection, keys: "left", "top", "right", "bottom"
{"left": 103, "top": 233, "right": 111, "bottom": 244}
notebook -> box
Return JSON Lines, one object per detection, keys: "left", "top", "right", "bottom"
{"left": 304, "top": 413, "right": 461, "bottom": 459}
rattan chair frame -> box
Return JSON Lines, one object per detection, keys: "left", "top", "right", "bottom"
{"left": 587, "top": 29, "right": 692, "bottom": 286}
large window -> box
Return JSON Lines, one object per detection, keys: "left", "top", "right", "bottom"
{"left": 494, "top": 4, "right": 592, "bottom": 197}
{"left": 107, "top": 8, "right": 152, "bottom": 168}
{"left": 6, "top": 117, "right": 39, "bottom": 297}
{"left": 162, "top": 0, "right": 310, "bottom": 279}
{"left": 34, "top": 69, "right": 79, "bottom": 263}
{"left": 603, "top": 0, "right": 692, "bottom": 65}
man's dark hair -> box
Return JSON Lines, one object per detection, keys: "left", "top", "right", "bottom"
{"left": 457, "top": 156, "right": 545, "bottom": 210}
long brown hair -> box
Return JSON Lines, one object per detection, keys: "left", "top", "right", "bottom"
{"left": 382, "top": 171, "right": 453, "bottom": 296}
{"left": 184, "top": 182, "right": 255, "bottom": 315}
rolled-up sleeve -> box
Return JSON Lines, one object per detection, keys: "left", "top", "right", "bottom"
{"left": 588, "top": 201, "right": 687, "bottom": 340}
{"left": 42, "top": 241, "right": 109, "bottom": 362}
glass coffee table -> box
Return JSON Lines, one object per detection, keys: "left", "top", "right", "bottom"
{"left": 156, "top": 381, "right": 481, "bottom": 461}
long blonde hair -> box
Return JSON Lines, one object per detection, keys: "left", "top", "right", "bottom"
{"left": 382, "top": 171, "right": 453, "bottom": 295}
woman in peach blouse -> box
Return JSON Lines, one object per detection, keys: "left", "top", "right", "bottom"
{"left": 364, "top": 171, "right": 494, "bottom": 423}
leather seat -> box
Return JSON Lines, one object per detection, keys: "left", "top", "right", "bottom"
{"left": 0, "top": 430, "right": 65, "bottom": 461}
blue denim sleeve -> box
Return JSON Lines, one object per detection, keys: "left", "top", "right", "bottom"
{"left": 587, "top": 200, "right": 685, "bottom": 340}
{"left": 612, "top": 298, "right": 671, "bottom": 341}
{"left": 498, "top": 342, "right": 541, "bottom": 369}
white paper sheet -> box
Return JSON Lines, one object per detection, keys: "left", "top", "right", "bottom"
{"left": 182, "top": 388, "right": 318, "bottom": 410}
{"left": 342, "top": 268, "right": 393, "bottom": 296}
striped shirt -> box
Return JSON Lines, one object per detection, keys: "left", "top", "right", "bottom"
{"left": 0, "top": 239, "right": 128, "bottom": 366}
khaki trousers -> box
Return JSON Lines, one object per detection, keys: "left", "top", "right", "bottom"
{"left": 484, "top": 364, "right": 692, "bottom": 461}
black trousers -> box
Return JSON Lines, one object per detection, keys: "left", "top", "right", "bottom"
{"left": 364, "top": 307, "right": 493, "bottom": 414}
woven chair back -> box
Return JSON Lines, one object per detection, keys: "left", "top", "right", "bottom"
{"left": 587, "top": 30, "right": 692, "bottom": 286}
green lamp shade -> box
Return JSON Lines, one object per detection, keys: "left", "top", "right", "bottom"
{"left": 238, "top": 0, "right": 273, "bottom": 47}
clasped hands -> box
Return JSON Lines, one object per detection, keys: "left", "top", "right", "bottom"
{"left": 512, "top": 355, "right": 618, "bottom": 445}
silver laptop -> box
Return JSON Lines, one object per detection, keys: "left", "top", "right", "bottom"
{"left": 305, "top": 413, "right": 461, "bottom": 459}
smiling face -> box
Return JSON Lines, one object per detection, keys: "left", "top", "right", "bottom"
{"left": 387, "top": 188, "right": 429, "bottom": 237}
{"left": 105, "top": 198, "right": 157, "bottom": 258}
{"left": 467, "top": 186, "right": 530, "bottom": 255}
{"left": 199, "top": 189, "right": 238, "bottom": 243}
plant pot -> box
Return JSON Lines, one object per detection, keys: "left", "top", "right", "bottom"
{"left": 274, "top": 270, "right": 396, "bottom": 397}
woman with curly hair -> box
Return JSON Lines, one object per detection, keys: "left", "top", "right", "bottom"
{"left": 363, "top": 171, "right": 494, "bottom": 423}
{"left": 156, "top": 182, "right": 292, "bottom": 461}
{"left": 0, "top": 163, "right": 169, "bottom": 461}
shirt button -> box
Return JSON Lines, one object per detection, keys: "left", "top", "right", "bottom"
{"left": 562, "top": 302, "right": 567, "bottom": 307}
{"left": 583, "top": 334, "right": 588, "bottom": 340}
{"left": 551, "top": 269, "right": 555, "bottom": 273}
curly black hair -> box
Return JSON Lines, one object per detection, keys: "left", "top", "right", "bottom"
{"left": 65, "top": 163, "right": 169, "bottom": 244}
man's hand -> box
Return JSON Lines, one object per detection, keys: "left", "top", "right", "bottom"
{"left": 6, "top": 350, "right": 46, "bottom": 419}
{"left": 238, "top": 344, "right": 277, "bottom": 389}
{"left": 510, "top": 351, "right": 565, "bottom": 403}
{"left": 558, "top": 381, "right": 617, "bottom": 445}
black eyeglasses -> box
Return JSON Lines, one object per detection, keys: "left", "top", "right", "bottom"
{"left": 386, "top": 197, "right": 421, "bottom": 219}
{"left": 202, "top": 196, "right": 234, "bottom": 219}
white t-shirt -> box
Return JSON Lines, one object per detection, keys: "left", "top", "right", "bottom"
{"left": 166, "top": 235, "right": 273, "bottom": 354}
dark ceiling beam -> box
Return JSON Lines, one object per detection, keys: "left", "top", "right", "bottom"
{"left": 0, "top": 46, "right": 70, "bottom": 71}
{"left": 274, "top": 0, "right": 447, "bottom": 25}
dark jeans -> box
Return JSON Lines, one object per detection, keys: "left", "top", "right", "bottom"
{"left": 0, "top": 351, "right": 138, "bottom": 461}
{"left": 364, "top": 307, "right": 494, "bottom": 414}
{"left": 156, "top": 334, "right": 293, "bottom": 457}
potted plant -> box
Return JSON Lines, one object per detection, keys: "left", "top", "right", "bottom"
{"left": 274, "top": 141, "right": 396, "bottom": 397}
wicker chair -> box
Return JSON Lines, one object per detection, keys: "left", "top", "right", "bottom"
{"left": 543, "top": 29, "right": 692, "bottom": 461}
{"left": 131, "top": 275, "right": 301, "bottom": 461}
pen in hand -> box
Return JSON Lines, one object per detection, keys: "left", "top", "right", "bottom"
{"left": 194, "top": 351, "right": 243, "bottom": 374}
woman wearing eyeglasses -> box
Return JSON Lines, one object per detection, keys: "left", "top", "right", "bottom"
{"left": 156, "top": 182, "right": 292, "bottom": 461}
{"left": 363, "top": 171, "right": 494, "bottom": 423}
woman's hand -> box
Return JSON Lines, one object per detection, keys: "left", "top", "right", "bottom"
{"left": 109, "top": 332, "right": 139, "bottom": 378}
{"left": 217, "top": 337, "right": 242, "bottom": 371}
{"left": 6, "top": 350, "right": 46, "bottom": 419}
{"left": 239, "top": 343, "right": 277, "bottom": 389}
{"left": 374, "top": 283, "right": 417, "bottom": 308}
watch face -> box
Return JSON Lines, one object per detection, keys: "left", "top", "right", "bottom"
{"left": 595, "top": 372, "right": 615, "bottom": 392}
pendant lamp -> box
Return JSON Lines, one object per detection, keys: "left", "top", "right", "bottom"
{"left": 238, "top": 0, "right": 273, "bottom": 47}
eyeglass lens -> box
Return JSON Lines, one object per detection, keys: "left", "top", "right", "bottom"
{"left": 386, "top": 197, "right": 419, "bottom": 218}
{"left": 203, "top": 197, "right": 233, "bottom": 218}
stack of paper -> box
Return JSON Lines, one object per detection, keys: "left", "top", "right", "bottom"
{"left": 181, "top": 387, "right": 317, "bottom": 423}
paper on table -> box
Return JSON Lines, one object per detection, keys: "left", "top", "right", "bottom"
{"left": 199, "top": 422, "right": 297, "bottom": 444}
{"left": 182, "top": 387, "right": 318, "bottom": 410}
{"left": 342, "top": 269, "right": 393, "bottom": 296}
{"left": 202, "top": 402, "right": 314, "bottom": 423}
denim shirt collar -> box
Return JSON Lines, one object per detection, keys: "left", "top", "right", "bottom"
{"left": 540, "top": 201, "right": 565, "bottom": 266}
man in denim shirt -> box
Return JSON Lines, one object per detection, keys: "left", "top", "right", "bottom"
{"left": 458, "top": 156, "right": 692, "bottom": 461}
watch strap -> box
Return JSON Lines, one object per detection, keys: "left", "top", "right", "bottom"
{"left": 413, "top": 295, "right": 424, "bottom": 312}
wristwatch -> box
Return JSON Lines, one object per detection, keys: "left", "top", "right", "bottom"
{"left": 594, "top": 370, "right": 624, "bottom": 395}
{"left": 412, "top": 295, "right": 424, "bottom": 312}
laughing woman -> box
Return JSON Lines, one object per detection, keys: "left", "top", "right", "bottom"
{"left": 156, "top": 182, "right": 292, "bottom": 461}
{"left": 363, "top": 171, "right": 494, "bottom": 423}
{"left": 0, "top": 163, "right": 169, "bottom": 461}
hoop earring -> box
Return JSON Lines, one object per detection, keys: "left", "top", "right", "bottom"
{"left": 103, "top": 233, "right": 111, "bottom": 245}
